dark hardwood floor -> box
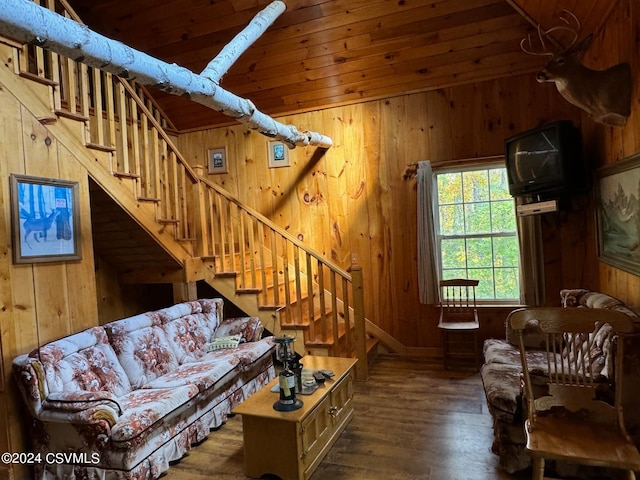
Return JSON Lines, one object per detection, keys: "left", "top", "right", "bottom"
{"left": 163, "top": 354, "right": 530, "bottom": 480}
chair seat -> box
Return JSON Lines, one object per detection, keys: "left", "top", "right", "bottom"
{"left": 526, "top": 416, "right": 640, "bottom": 470}
{"left": 438, "top": 320, "right": 479, "bottom": 330}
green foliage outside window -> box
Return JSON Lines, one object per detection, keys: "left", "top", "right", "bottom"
{"left": 436, "top": 167, "right": 520, "bottom": 301}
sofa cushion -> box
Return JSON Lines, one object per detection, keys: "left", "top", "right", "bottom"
{"left": 153, "top": 300, "right": 221, "bottom": 351}
{"left": 111, "top": 385, "right": 199, "bottom": 443}
{"left": 560, "top": 289, "right": 639, "bottom": 320}
{"left": 504, "top": 315, "right": 547, "bottom": 349}
{"left": 562, "top": 321, "right": 614, "bottom": 381}
{"left": 162, "top": 313, "right": 210, "bottom": 364}
{"left": 480, "top": 362, "right": 524, "bottom": 422}
{"left": 142, "top": 357, "right": 239, "bottom": 393}
{"left": 34, "top": 326, "right": 131, "bottom": 397}
{"left": 205, "top": 336, "right": 275, "bottom": 371}
{"left": 107, "top": 321, "right": 180, "bottom": 390}
{"left": 483, "top": 338, "right": 551, "bottom": 373}
{"left": 153, "top": 300, "right": 202, "bottom": 322}
{"left": 213, "top": 316, "right": 265, "bottom": 343}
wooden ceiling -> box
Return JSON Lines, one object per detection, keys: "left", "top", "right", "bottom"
{"left": 65, "top": 0, "right": 619, "bottom": 132}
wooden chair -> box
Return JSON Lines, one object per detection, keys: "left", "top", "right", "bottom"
{"left": 508, "top": 307, "right": 640, "bottom": 480}
{"left": 438, "top": 278, "right": 480, "bottom": 370}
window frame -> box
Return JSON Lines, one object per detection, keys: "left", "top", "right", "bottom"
{"left": 433, "top": 162, "right": 522, "bottom": 305}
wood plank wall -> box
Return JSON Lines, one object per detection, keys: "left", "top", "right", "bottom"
{"left": 179, "top": 71, "right": 585, "bottom": 351}
{"left": 0, "top": 2, "right": 635, "bottom": 475}
{"left": 180, "top": 0, "right": 639, "bottom": 346}
{"left": 0, "top": 55, "right": 99, "bottom": 478}
{"left": 581, "top": 0, "right": 640, "bottom": 307}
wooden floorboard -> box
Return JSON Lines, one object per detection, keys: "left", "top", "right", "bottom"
{"left": 162, "top": 354, "right": 530, "bottom": 480}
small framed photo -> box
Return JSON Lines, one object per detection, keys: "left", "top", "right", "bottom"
{"left": 10, "top": 174, "right": 81, "bottom": 264}
{"left": 207, "top": 147, "right": 228, "bottom": 174}
{"left": 268, "top": 141, "right": 289, "bottom": 168}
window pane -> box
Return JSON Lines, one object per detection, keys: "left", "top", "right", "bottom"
{"left": 465, "top": 202, "right": 491, "bottom": 234}
{"left": 489, "top": 169, "right": 511, "bottom": 200}
{"left": 463, "top": 170, "right": 489, "bottom": 202}
{"left": 437, "top": 173, "right": 462, "bottom": 204}
{"left": 442, "top": 268, "right": 467, "bottom": 280}
{"left": 434, "top": 165, "right": 521, "bottom": 302}
{"left": 491, "top": 200, "right": 516, "bottom": 232}
{"left": 495, "top": 268, "right": 520, "bottom": 299}
{"left": 493, "top": 237, "right": 520, "bottom": 267}
{"left": 441, "top": 238, "right": 466, "bottom": 269}
{"left": 466, "top": 237, "right": 493, "bottom": 268}
{"left": 439, "top": 204, "right": 464, "bottom": 235}
{"left": 469, "top": 268, "right": 495, "bottom": 299}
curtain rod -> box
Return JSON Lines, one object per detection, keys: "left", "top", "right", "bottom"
{"left": 403, "top": 155, "right": 504, "bottom": 180}
{"left": 432, "top": 154, "right": 504, "bottom": 169}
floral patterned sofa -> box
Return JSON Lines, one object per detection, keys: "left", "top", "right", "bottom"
{"left": 480, "top": 289, "right": 640, "bottom": 475}
{"left": 13, "top": 298, "right": 276, "bottom": 480}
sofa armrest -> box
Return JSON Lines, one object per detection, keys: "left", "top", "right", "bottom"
{"left": 34, "top": 403, "right": 120, "bottom": 435}
{"left": 43, "top": 390, "right": 123, "bottom": 416}
{"left": 38, "top": 391, "right": 121, "bottom": 431}
{"left": 12, "top": 355, "right": 46, "bottom": 417}
{"left": 214, "top": 316, "right": 264, "bottom": 342}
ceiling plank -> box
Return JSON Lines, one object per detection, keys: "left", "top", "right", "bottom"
{"left": 65, "top": 0, "right": 619, "bottom": 131}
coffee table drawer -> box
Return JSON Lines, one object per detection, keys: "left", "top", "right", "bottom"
{"left": 301, "top": 395, "right": 331, "bottom": 470}
{"left": 329, "top": 371, "right": 354, "bottom": 427}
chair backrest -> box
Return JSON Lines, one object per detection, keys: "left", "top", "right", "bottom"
{"left": 508, "top": 307, "right": 635, "bottom": 430}
{"left": 439, "top": 279, "right": 479, "bottom": 325}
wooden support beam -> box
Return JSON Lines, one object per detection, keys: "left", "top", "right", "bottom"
{"left": 173, "top": 282, "right": 198, "bottom": 303}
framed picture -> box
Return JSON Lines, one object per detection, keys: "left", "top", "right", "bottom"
{"left": 268, "top": 140, "right": 289, "bottom": 168}
{"left": 207, "top": 146, "right": 228, "bottom": 174}
{"left": 595, "top": 152, "right": 640, "bottom": 275}
{"left": 10, "top": 174, "right": 81, "bottom": 264}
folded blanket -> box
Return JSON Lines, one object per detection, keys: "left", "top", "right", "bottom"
{"left": 206, "top": 334, "right": 243, "bottom": 351}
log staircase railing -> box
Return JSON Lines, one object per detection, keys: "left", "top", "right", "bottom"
{"left": 9, "top": 0, "right": 369, "bottom": 376}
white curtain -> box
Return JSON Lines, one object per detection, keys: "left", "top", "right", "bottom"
{"left": 417, "top": 161, "right": 439, "bottom": 304}
{"left": 516, "top": 211, "right": 545, "bottom": 306}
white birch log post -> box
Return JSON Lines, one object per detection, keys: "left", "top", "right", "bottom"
{"left": 0, "top": 0, "right": 333, "bottom": 149}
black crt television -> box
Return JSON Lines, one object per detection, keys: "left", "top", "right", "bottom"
{"left": 504, "top": 120, "right": 587, "bottom": 200}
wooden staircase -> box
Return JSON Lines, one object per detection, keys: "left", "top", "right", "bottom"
{"left": 0, "top": 0, "right": 392, "bottom": 379}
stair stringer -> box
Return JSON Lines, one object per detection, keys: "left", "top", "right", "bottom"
{"left": 0, "top": 54, "right": 194, "bottom": 267}
{"left": 201, "top": 260, "right": 280, "bottom": 334}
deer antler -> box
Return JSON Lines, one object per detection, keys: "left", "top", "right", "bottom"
{"left": 521, "top": 9, "right": 580, "bottom": 56}
{"left": 520, "top": 25, "right": 554, "bottom": 57}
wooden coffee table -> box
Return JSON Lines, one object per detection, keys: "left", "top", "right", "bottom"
{"left": 232, "top": 355, "right": 357, "bottom": 480}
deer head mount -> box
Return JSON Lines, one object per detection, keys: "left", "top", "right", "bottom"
{"left": 521, "top": 10, "right": 632, "bottom": 127}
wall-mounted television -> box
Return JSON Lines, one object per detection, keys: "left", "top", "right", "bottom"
{"left": 504, "top": 120, "right": 588, "bottom": 200}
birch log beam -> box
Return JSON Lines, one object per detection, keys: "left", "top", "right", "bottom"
{"left": 0, "top": 0, "right": 333, "bottom": 149}
{"left": 200, "top": 1, "right": 286, "bottom": 83}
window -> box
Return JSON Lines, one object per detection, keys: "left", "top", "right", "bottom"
{"left": 434, "top": 165, "right": 521, "bottom": 302}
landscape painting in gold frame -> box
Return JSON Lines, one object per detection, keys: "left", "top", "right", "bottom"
{"left": 596, "top": 152, "right": 640, "bottom": 276}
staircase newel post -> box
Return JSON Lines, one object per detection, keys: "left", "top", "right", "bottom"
{"left": 351, "top": 261, "right": 368, "bottom": 381}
